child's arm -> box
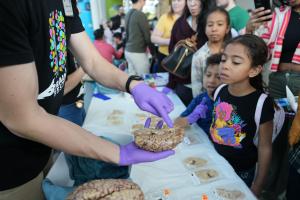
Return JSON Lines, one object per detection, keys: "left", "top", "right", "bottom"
{"left": 251, "top": 120, "right": 273, "bottom": 197}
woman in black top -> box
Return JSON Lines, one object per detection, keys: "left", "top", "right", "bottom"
{"left": 165, "top": 0, "right": 216, "bottom": 106}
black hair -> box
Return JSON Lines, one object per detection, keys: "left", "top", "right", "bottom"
{"left": 205, "top": 53, "right": 222, "bottom": 73}
{"left": 196, "top": 0, "right": 217, "bottom": 47}
{"left": 131, "top": 0, "right": 139, "bottom": 4}
{"left": 204, "top": 7, "right": 232, "bottom": 41}
{"left": 224, "top": 34, "right": 268, "bottom": 91}
{"left": 94, "top": 25, "right": 104, "bottom": 40}
{"left": 113, "top": 32, "right": 122, "bottom": 40}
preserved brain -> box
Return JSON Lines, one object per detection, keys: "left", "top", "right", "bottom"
{"left": 133, "top": 127, "right": 184, "bottom": 152}
{"left": 66, "top": 179, "right": 144, "bottom": 200}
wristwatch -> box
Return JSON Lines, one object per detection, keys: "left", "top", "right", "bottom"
{"left": 125, "top": 75, "right": 143, "bottom": 94}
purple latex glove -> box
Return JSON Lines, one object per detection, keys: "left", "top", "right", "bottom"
{"left": 162, "top": 87, "right": 172, "bottom": 95}
{"left": 155, "top": 120, "right": 164, "bottom": 129}
{"left": 144, "top": 117, "right": 164, "bottom": 129}
{"left": 144, "top": 117, "right": 151, "bottom": 128}
{"left": 131, "top": 83, "right": 174, "bottom": 127}
{"left": 187, "top": 97, "right": 208, "bottom": 124}
{"left": 119, "top": 142, "right": 175, "bottom": 166}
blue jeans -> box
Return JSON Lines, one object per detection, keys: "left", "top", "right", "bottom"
{"left": 58, "top": 103, "right": 86, "bottom": 126}
{"left": 236, "top": 167, "right": 255, "bottom": 187}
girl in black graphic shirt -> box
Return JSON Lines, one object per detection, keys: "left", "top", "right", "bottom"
{"left": 211, "top": 35, "right": 274, "bottom": 197}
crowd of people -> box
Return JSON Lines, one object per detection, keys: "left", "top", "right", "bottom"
{"left": 0, "top": 0, "right": 300, "bottom": 200}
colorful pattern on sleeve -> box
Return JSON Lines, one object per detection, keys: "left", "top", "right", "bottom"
{"left": 210, "top": 98, "right": 247, "bottom": 148}
{"left": 37, "top": 10, "right": 68, "bottom": 100}
{"left": 49, "top": 10, "right": 67, "bottom": 78}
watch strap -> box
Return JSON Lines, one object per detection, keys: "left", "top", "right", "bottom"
{"left": 125, "top": 75, "right": 143, "bottom": 94}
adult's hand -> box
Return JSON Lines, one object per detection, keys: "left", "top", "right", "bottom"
{"left": 131, "top": 82, "right": 174, "bottom": 127}
{"left": 119, "top": 142, "right": 175, "bottom": 166}
{"left": 187, "top": 97, "right": 208, "bottom": 124}
{"left": 246, "top": 7, "right": 273, "bottom": 33}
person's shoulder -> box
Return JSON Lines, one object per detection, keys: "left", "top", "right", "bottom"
{"left": 174, "top": 15, "right": 186, "bottom": 25}
{"left": 264, "top": 95, "right": 275, "bottom": 107}
{"left": 229, "top": 5, "right": 248, "bottom": 16}
{"left": 157, "top": 14, "right": 168, "bottom": 25}
{"left": 159, "top": 13, "right": 168, "bottom": 20}
{"left": 193, "top": 44, "right": 209, "bottom": 59}
{"left": 274, "top": 5, "right": 291, "bottom": 14}
{"left": 135, "top": 9, "right": 146, "bottom": 17}
{"left": 199, "top": 42, "right": 209, "bottom": 52}
{"left": 233, "top": 5, "right": 248, "bottom": 13}
{"left": 193, "top": 92, "right": 209, "bottom": 103}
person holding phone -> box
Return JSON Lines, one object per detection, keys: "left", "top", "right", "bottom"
{"left": 246, "top": 0, "right": 300, "bottom": 99}
{"left": 247, "top": 1, "right": 300, "bottom": 199}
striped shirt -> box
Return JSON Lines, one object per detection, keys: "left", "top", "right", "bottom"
{"left": 255, "top": 6, "right": 300, "bottom": 72}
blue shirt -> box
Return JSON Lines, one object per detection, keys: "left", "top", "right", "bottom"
{"left": 180, "top": 92, "right": 214, "bottom": 134}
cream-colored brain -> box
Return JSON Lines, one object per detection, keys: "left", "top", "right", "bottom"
{"left": 133, "top": 127, "right": 184, "bottom": 152}
{"left": 195, "top": 169, "right": 218, "bottom": 180}
{"left": 215, "top": 188, "right": 245, "bottom": 200}
{"left": 67, "top": 179, "right": 144, "bottom": 200}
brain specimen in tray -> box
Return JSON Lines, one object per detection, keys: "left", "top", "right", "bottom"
{"left": 133, "top": 127, "right": 184, "bottom": 152}
{"left": 106, "top": 109, "right": 124, "bottom": 125}
{"left": 66, "top": 179, "right": 144, "bottom": 200}
{"left": 214, "top": 187, "right": 245, "bottom": 200}
{"left": 184, "top": 157, "right": 208, "bottom": 169}
{"left": 195, "top": 169, "right": 219, "bottom": 181}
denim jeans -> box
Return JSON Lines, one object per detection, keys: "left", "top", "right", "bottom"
{"left": 236, "top": 167, "right": 255, "bottom": 187}
{"left": 58, "top": 102, "right": 86, "bottom": 126}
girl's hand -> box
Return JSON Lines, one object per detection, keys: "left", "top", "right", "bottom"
{"left": 251, "top": 183, "right": 262, "bottom": 198}
{"left": 246, "top": 7, "right": 273, "bottom": 33}
{"left": 187, "top": 98, "right": 208, "bottom": 124}
{"left": 174, "top": 117, "right": 189, "bottom": 129}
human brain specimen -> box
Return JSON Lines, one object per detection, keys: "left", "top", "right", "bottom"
{"left": 133, "top": 127, "right": 184, "bottom": 152}
{"left": 66, "top": 179, "right": 144, "bottom": 200}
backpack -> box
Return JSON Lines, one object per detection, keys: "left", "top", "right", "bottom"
{"left": 213, "top": 84, "right": 285, "bottom": 147}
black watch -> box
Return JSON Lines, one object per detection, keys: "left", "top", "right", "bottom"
{"left": 125, "top": 75, "right": 143, "bottom": 94}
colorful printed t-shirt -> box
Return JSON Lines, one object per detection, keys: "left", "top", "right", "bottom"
{"left": 0, "top": 0, "right": 84, "bottom": 190}
{"left": 210, "top": 86, "right": 274, "bottom": 171}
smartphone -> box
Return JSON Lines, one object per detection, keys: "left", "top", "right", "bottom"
{"left": 254, "top": 0, "right": 271, "bottom": 10}
{"left": 254, "top": 0, "right": 272, "bottom": 21}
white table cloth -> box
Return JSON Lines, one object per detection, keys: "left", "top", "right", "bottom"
{"left": 47, "top": 90, "right": 256, "bottom": 200}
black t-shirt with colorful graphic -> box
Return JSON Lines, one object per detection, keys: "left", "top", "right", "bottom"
{"left": 62, "top": 51, "right": 82, "bottom": 105}
{"left": 210, "top": 86, "right": 274, "bottom": 171}
{"left": 0, "top": 0, "right": 84, "bottom": 190}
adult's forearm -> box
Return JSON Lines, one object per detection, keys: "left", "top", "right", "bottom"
{"left": 5, "top": 105, "right": 120, "bottom": 164}
{"left": 70, "top": 32, "right": 129, "bottom": 92}
{"left": 151, "top": 35, "right": 170, "bottom": 46}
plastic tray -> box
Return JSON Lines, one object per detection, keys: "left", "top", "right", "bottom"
{"left": 180, "top": 154, "right": 213, "bottom": 171}
{"left": 190, "top": 166, "right": 224, "bottom": 185}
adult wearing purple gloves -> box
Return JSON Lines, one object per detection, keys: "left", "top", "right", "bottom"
{"left": 0, "top": 1, "right": 173, "bottom": 199}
